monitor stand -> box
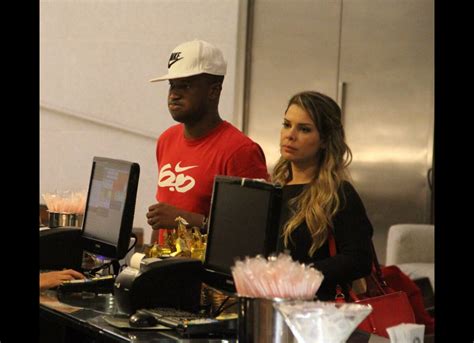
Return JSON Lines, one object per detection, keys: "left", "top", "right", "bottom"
{"left": 111, "top": 260, "right": 121, "bottom": 276}
{"left": 81, "top": 251, "right": 122, "bottom": 276}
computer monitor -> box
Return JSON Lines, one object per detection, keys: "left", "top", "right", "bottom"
{"left": 81, "top": 156, "right": 140, "bottom": 261}
{"left": 202, "top": 176, "right": 282, "bottom": 294}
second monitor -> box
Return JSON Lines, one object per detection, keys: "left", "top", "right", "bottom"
{"left": 202, "top": 176, "right": 282, "bottom": 294}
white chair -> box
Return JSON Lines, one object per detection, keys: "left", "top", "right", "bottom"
{"left": 385, "top": 224, "right": 434, "bottom": 291}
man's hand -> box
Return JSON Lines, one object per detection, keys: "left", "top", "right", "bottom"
{"left": 40, "top": 269, "right": 85, "bottom": 291}
{"left": 146, "top": 202, "right": 204, "bottom": 230}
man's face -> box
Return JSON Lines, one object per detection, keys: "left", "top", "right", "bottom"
{"left": 167, "top": 75, "right": 213, "bottom": 123}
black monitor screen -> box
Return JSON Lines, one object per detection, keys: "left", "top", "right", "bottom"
{"left": 81, "top": 156, "right": 140, "bottom": 260}
{"left": 203, "top": 176, "right": 281, "bottom": 293}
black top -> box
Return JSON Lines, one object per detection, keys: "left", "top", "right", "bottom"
{"left": 277, "top": 181, "right": 374, "bottom": 300}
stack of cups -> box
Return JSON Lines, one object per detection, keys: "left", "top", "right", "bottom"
{"left": 42, "top": 190, "right": 86, "bottom": 228}
{"left": 48, "top": 212, "right": 83, "bottom": 228}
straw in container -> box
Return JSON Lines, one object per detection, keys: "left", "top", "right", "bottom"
{"left": 231, "top": 253, "right": 324, "bottom": 300}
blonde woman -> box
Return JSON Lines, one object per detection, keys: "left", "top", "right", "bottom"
{"left": 274, "top": 91, "right": 373, "bottom": 300}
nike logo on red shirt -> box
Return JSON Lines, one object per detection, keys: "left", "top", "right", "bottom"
{"left": 175, "top": 161, "right": 198, "bottom": 172}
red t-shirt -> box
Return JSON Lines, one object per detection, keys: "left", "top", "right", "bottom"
{"left": 155, "top": 120, "right": 269, "bottom": 219}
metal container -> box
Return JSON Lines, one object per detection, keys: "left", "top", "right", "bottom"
{"left": 48, "top": 212, "right": 83, "bottom": 228}
{"left": 238, "top": 297, "right": 297, "bottom": 343}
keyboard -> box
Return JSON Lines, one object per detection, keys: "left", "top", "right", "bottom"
{"left": 139, "top": 307, "right": 235, "bottom": 336}
{"left": 57, "top": 275, "right": 115, "bottom": 294}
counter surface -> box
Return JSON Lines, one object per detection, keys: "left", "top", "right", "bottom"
{"left": 40, "top": 290, "right": 389, "bottom": 343}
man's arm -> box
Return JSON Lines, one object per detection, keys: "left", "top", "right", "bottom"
{"left": 146, "top": 202, "right": 206, "bottom": 230}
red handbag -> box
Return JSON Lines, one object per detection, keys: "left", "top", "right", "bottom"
{"left": 328, "top": 230, "right": 416, "bottom": 338}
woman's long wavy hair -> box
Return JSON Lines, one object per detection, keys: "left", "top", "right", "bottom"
{"left": 273, "top": 91, "right": 352, "bottom": 256}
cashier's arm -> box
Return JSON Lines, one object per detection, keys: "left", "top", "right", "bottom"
{"left": 40, "top": 269, "right": 85, "bottom": 291}
{"left": 146, "top": 202, "right": 206, "bottom": 230}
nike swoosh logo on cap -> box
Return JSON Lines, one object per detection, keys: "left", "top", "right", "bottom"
{"left": 168, "top": 57, "right": 183, "bottom": 68}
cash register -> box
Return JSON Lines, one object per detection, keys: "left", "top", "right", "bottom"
{"left": 114, "top": 256, "right": 203, "bottom": 314}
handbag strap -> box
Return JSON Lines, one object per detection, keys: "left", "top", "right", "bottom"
{"left": 327, "top": 228, "right": 390, "bottom": 299}
{"left": 366, "top": 235, "right": 389, "bottom": 289}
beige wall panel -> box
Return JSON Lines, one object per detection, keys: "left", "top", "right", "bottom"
{"left": 246, "top": 0, "right": 342, "bottom": 169}
{"left": 339, "top": 0, "right": 434, "bottom": 261}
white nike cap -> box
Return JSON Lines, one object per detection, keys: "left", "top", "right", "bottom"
{"left": 150, "top": 40, "right": 227, "bottom": 82}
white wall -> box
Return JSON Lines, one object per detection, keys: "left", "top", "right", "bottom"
{"left": 40, "top": 0, "right": 243, "bottom": 244}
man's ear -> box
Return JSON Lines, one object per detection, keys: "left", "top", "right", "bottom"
{"left": 208, "top": 82, "right": 222, "bottom": 100}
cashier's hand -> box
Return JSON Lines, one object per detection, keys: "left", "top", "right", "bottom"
{"left": 40, "top": 269, "right": 85, "bottom": 291}
{"left": 146, "top": 202, "right": 204, "bottom": 230}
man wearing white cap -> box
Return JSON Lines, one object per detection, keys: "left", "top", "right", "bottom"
{"left": 146, "top": 40, "right": 268, "bottom": 242}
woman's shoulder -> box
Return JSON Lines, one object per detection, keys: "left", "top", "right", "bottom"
{"left": 338, "top": 180, "right": 366, "bottom": 210}
{"left": 336, "top": 180, "right": 374, "bottom": 236}
{"left": 340, "top": 180, "right": 356, "bottom": 195}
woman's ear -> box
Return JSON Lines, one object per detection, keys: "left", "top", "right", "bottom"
{"left": 320, "top": 139, "right": 327, "bottom": 149}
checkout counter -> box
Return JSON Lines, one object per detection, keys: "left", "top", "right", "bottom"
{"left": 39, "top": 227, "right": 390, "bottom": 342}
{"left": 39, "top": 288, "right": 389, "bottom": 343}
{"left": 39, "top": 228, "right": 389, "bottom": 343}
{"left": 39, "top": 175, "right": 390, "bottom": 343}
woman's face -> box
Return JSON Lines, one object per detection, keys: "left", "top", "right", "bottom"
{"left": 280, "top": 104, "right": 323, "bottom": 166}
